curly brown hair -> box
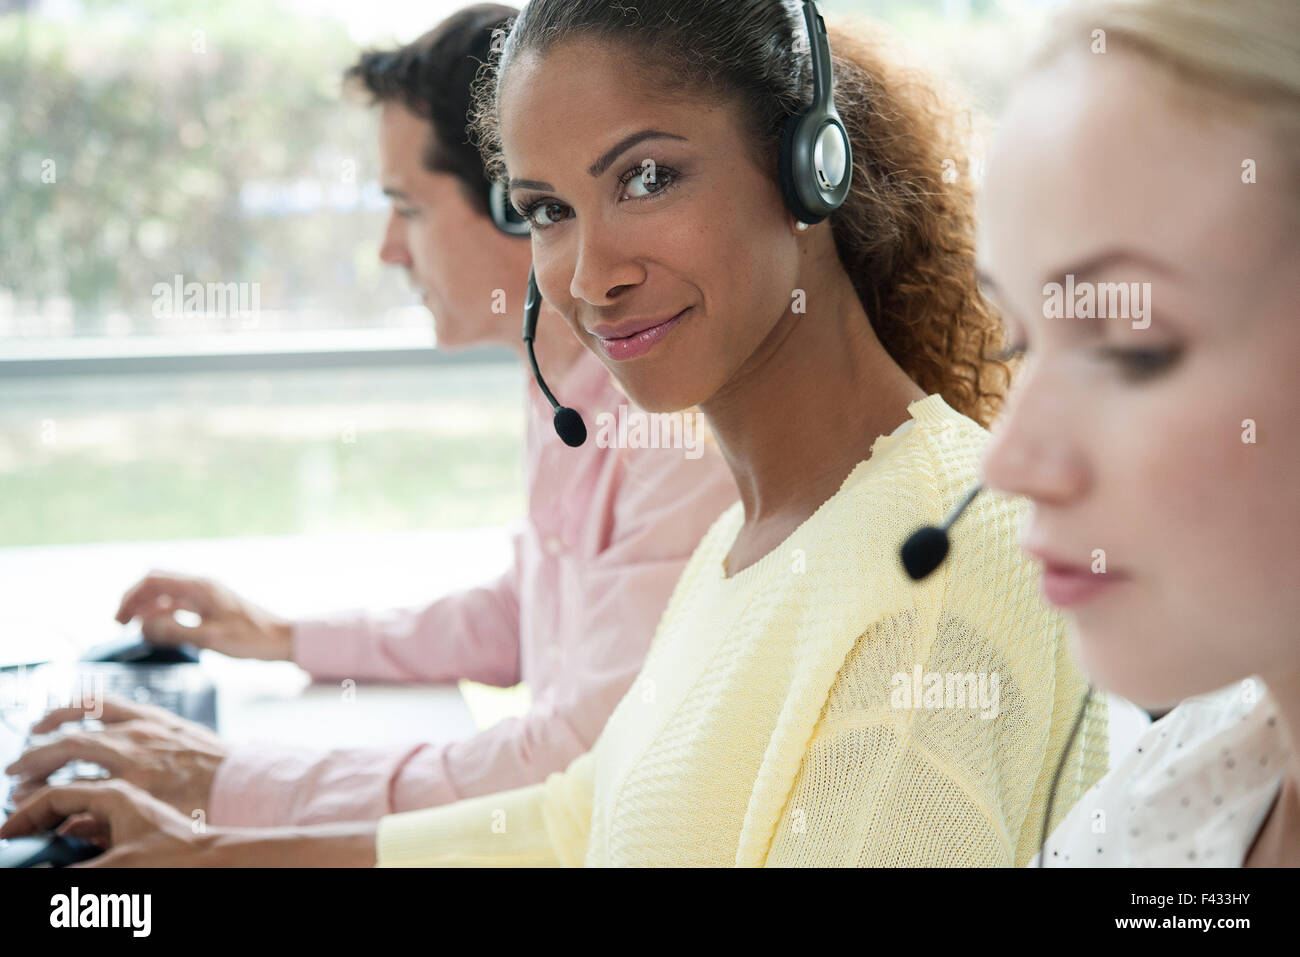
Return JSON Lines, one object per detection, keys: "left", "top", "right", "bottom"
{"left": 468, "top": 1, "right": 1010, "bottom": 426}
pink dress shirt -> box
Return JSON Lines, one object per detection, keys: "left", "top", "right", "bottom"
{"left": 207, "top": 350, "right": 739, "bottom": 826}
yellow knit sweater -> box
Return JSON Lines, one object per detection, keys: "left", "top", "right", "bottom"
{"left": 377, "top": 393, "right": 1109, "bottom": 866}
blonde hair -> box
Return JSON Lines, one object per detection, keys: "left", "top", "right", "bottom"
{"left": 1034, "top": 0, "right": 1300, "bottom": 182}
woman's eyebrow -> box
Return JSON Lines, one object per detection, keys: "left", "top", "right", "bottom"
{"left": 1042, "top": 249, "right": 1181, "bottom": 289}
{"left": 587, "top": 129, "right": 687, "bottom": 177}
{"left": 507, "top": 129, "right": 688, "bottom": 196}
{"left": 977, "top": 251, "right": 1180, "bottom": 307}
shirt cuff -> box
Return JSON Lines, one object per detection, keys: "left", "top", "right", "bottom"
{"left": 208, "top": 742, "right": 462, "bottom": 827}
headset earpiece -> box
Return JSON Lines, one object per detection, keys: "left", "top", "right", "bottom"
{"left": 489, "top": 178, "right": 531, "bottom": 236}
{"left": 778, "top": 0, "right": 852, "bottom": 225}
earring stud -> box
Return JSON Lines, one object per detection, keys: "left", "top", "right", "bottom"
{"left": 795, "top": 221, "right": 810, "bottom": 232}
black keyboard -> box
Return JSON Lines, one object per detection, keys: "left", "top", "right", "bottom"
{"left": 1, "top": 662, "right": 217, "bottom": 818}
{"left": 75, "top": 663, "right": 218, "bottom": 730}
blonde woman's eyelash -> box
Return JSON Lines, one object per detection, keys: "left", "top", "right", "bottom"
{"left": 1096, "top": 344, "right": 1184, "bottom": 382}
{"left": 991, "top": 340, "right": 1027, "bottom": 362}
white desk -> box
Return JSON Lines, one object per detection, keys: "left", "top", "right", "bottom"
{"left": 0, "top": 528, "right": 523, "bottom": 741}
{"left": 203, "top": 657, "right": 480, "bottom": 750}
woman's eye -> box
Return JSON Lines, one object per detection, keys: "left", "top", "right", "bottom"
{"left": 620, "top": 164, "right": 676, "bottom": 199}
{"left": 990, "top": 340, "right": 1028, "bottom": 362}
{"left": 394, "top": 206, "right": 418, "bottom": 219}
{"left": 519, "top": 164, "right": 679, "bottom": 231}
{"left": 520, "top": 201, "right": 570, "bottom": 229}
{"left": 1096, "top": 345, "right": 1183, "bottom": 382}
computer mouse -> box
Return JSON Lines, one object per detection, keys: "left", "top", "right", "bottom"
{"left": 81, "top": 634, "right": 200, "bottom": 665}
{"left": 0, "top": 833, "right": 102, "bottom": 868}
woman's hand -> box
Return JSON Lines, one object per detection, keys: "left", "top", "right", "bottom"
{"left": 115, "top": 570, "right": 293, "bottom": 661}
{"left": 5, "top": 695, "right": 227, "bottom": 817}
{"left": 0, "top": 779, "right": 216, "bottom": 867}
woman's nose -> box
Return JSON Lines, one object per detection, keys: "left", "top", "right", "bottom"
{"left": 982, "top": 367, "right": 1090, "bottom": 508}
{"left": 567, "top": 221, "right": 643, "bottom": 306}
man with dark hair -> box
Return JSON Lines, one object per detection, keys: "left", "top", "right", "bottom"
{"left": 344, "top": 4, "right": 509, "bottom": 221}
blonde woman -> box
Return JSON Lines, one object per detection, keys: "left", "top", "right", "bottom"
{"left": 977, "top": 0, "right": 1299, "bottom": 865}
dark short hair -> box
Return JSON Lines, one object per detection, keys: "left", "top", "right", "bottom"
{"left": 344, "top": 3, "right": 518, "bottom": 219}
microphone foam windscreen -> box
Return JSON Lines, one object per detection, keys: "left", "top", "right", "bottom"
{"left": 900, "top": 526, "right": 949, "bottom": 581}
{"left": 554, "top": 407, "right": 587, "bottom": 447}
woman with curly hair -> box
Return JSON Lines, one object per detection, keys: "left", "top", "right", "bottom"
{"left": 5, "top": 0, "right": 1107, "bottom": 866}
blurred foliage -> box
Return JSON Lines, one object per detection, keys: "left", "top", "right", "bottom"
{"left": 0, "top": 0, "right": 399, "bottom": 334}
{"left": 0, "top": 0, "right": 1050, "bottom": 337}
{"left": 0, "top": 429, "right": 524, "bottom": 545}
{"left": 827, "top": 0, "right": 1056, "bottom": 117}
{"left": 0, "top": 365, "right": 527, "bottom": 546}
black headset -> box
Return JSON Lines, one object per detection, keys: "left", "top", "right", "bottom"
{"left": 489, "top": 178, "right": 531, "bottom": 236}
{"left": 496, "top": 0, "right": 852, "bottom": 447}
{"left": 778, "top": 0, "right": 853, "bottom": 225}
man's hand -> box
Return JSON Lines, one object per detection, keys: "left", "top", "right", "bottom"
{"left": 4, "top": 695, "right": 228, "bottom": 817}
{"left": 0, "top": 779, "right": 215, "bottom": 867}
{"left": 0, "top": 779, "right": 379, "bottom": 867}
{"left": 115, "top": 570, "right": 293, "bottom": 660}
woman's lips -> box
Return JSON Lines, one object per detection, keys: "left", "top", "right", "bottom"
{"left": 594, "top": 308, "right": 689, "bottom": 361}
{"left": 1037, "top": 558, "right": 1130, "bottom": 609}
